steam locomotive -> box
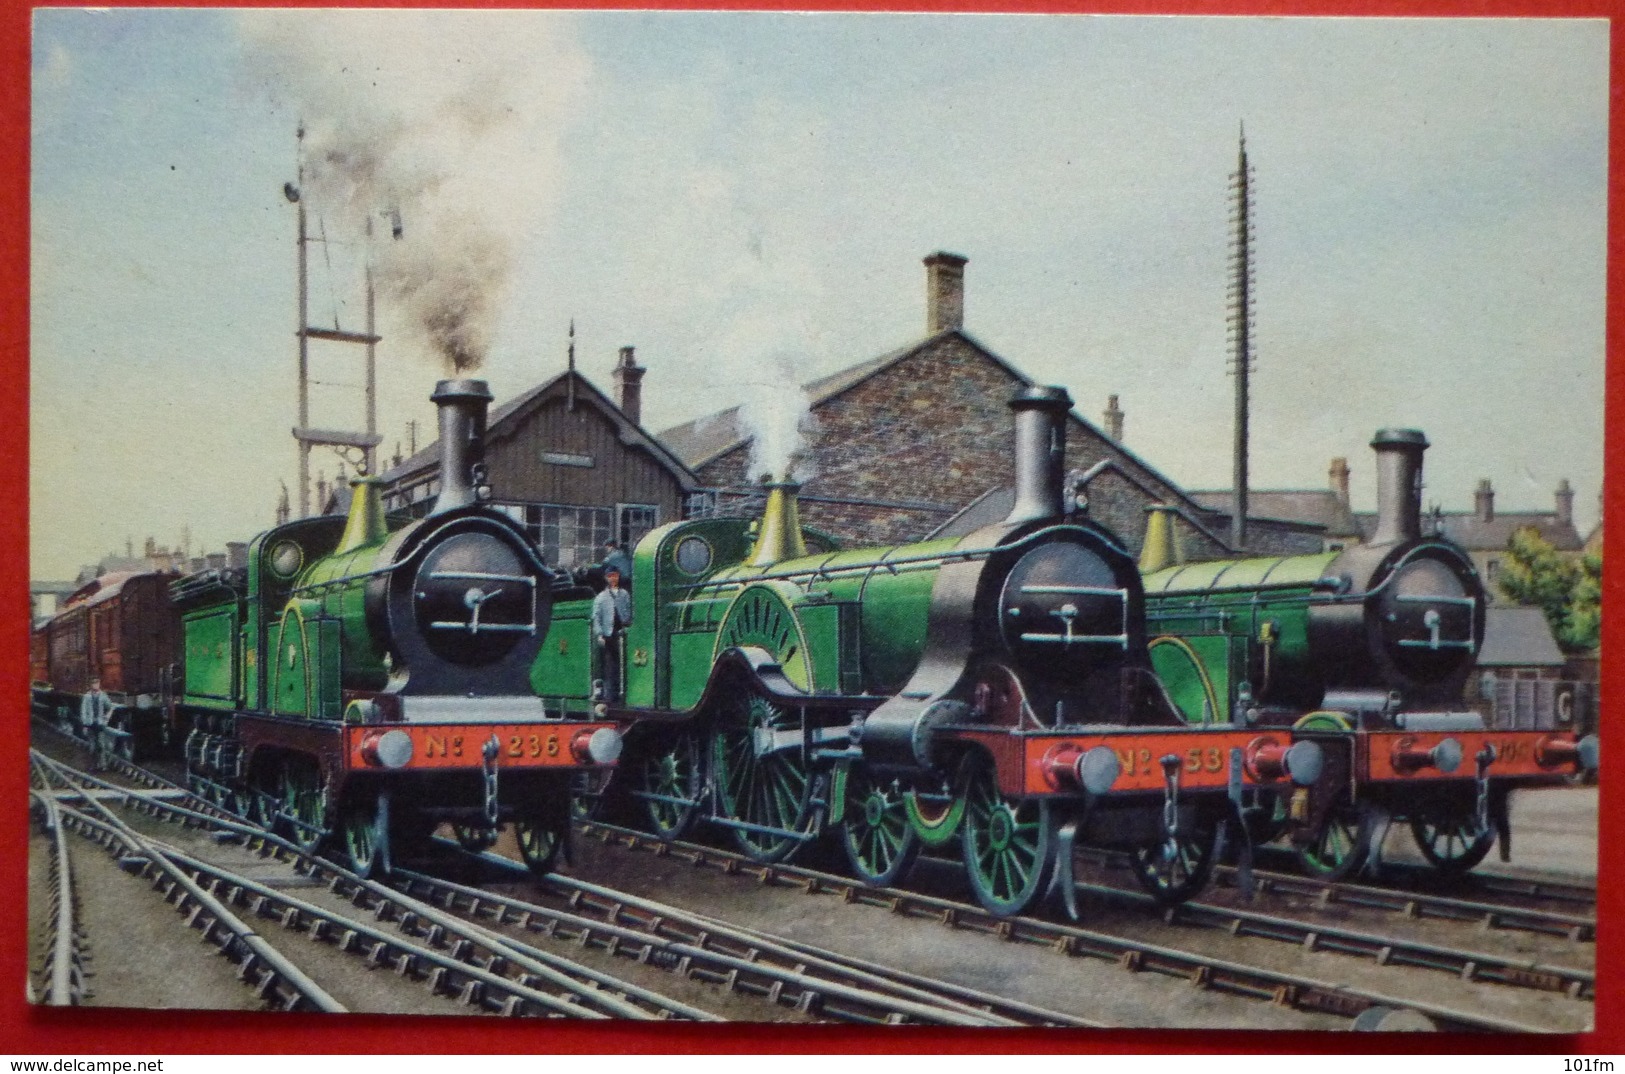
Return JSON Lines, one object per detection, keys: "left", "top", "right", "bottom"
{"left": 42, "top": 380, "right": 625, "bottom": 879}
{"left": 1140, "top": 430, "right": 1599, "bottom": 879}
{"left": 550, "top": 387, "right": 1327, "bottom": 916}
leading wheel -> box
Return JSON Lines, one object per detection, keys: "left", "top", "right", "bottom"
{"left": 840, "top": 767, "right": 921, "bottom": 887}
{"left": 515, "top": 817, "right": 565, "bottom": 879}
{"left": 453, "top": 824, "right": 498, "bottom": 852}
{"left": 960, "top": 752, "right": 1055, "bottom": 917}
{"left": 1295, "top": 800, "right": 1374, "bottom": 881}
{"left": 1410, "top": 811, "right": 1494, "bottom": 874}
{"left": 341, "top": 794, "right": 385, "bottom": 879}
{"left": 641, "top": 731, "right": 704, "bottom": 841}
{"left": 1130, "top": 810, "right": 1221, "bottom": 905}
{"left": 711, "top": 692, "right": 815, "bottom": 863}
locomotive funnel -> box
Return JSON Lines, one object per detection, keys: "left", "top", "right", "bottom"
{"left": 1139, "top": 504, "right": 1184, "bottom": 573}
{"left": 1005, "top": 385, "right": 1074, "bottom": 525}
{"left": 747, "top": 479, "right": 808, "bottom": 568}
{"left": 335, "top": 476, "right": 388, "bottom": 554}
{"left": 1369, "top": 428, "right": 1429, "bottom": 546}
{"left": 429, "top": 378, "right": 493, "bottom": 517}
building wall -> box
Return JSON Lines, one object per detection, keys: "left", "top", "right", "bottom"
{"left": 696, "top": 336, "right": 1239, "bottom": 556}
{"left": 484, "top": 393, "right": 686, "bottom": 523}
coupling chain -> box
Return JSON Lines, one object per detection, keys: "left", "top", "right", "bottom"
{"left": 1474, "top": 744, "right": 1497, "bottom": 833}
{"left": 482, "top": 734, "right": 501, "bottom": 827}
{"left": 1159, "top": 753, "right": 1182, "bottom": 846}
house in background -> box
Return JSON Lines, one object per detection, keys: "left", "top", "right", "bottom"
{"left": 1400, "top": 479, "right": 1586, "bottom": 601}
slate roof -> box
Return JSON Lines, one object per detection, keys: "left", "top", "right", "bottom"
{"left": 1477, "top": 605, "right": 1566, "bottom": 667}
{"left": 1349, "top": 510, "right": 1584, "bottom": 552}
{"left": 1188, "top": 489, "right": 1361, "bottom": 536}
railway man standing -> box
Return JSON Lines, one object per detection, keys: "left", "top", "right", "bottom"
{"left": 79, "top": 677, "right": 112, "bottom": 771}
{"left": 593, "top": 567, "right": 633, "bottom": 704}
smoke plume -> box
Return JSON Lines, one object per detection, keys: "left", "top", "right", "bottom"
{"left": 239, "top": 11, "right": 588, "bottom": 373}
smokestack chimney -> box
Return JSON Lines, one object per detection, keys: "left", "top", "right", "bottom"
{"left": 614, "top": 346, "right": 646, "bottom": 427}
{"left": 747, "top": 479, "right": 808, "bottom": 568}
{"left": 1329, "top": 457, "right": 1350, "bottom": 506}
{"left": 924, "top": 251, "right": 967, "bottom": 334}
{"left": 1004, "top": 385, "right": 1074, "bottom": 526}
{"left": 227, "top": 542, "right": 248, "bottom": 569}
{"left": 1555, "top": 479, "right": 1574, "bottom": 527}
{"left": 1104, "top": 394, "right": 1124, "bottom": 442}
{"left": 1370, "top": 429, "right": 1429, "bottom": 546}
{"left": 430, "top": 378, "right": 493, "bottom": 516}
{"left": 1474, "top": 478, "right": 1495, "bottom": 523}
{"left": 1139, "top": 504, "right": 1184, "bottom": 573}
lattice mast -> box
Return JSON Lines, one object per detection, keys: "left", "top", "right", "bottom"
{"left": 1227, "top": 124, "right": 1256, "bottom": 551}
{"left": 287, "top": 124, "right": 383, "bottom": 518}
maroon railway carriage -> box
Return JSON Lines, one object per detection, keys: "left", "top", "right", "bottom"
{"left": 31, "top": 570, "right": 184, "bottom": 757}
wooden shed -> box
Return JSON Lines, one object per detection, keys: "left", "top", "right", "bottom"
{"left": 378, "top": 359, "right": 697, "bottom": 571}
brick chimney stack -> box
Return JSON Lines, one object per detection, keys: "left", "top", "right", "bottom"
{"left": 924, "top": 251, "right": 967, "bottom": 334}
{"left": 1555, "top": 479, "right": 1574, "bottom": 526}
{"left": 614, "top": 345, "right": 646, "bottom": 427}
{"left": 1475, "top": 478, "right": 1495, "bottom": 522}
{"left": 1329, "top": 457, "right": 1350, "bottom": 506}
{"left": 1103, "top": 394, "right": 1124, "bottom": 441}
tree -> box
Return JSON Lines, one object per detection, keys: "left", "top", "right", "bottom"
{"left": 1498, "top": 526, "right": 1601, "bottom": 653}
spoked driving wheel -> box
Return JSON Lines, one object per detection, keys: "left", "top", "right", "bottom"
{"left": 960, "top": 752, "right": 1055, "bottom": 917}
{"left": 1295, "top": 800, "right": 1375, "bottom": 881}
{"left": 840, "top": 766, "right": 921, "bottom": 887}
{"left": 711, "top": 692, "right": 815, "bottom": 863}
{"left": 1410, "top": 810, "right": 1494, "bottom": 874}
{"left": 341, "top": 793, "right": 386, "bottom": 879}
{"left": 641, "top": 731, "right": 705, "bottom": 841}
{"left": 1130, "top": 809, "right": 1221, "bottom": 905}
{"left": 279, "top": 758, "right": 327, "bottom": 854}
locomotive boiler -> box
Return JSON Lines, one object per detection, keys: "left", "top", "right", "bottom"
{"left": 177, "top": 378, "right": 622, "bottom": 878}
{"left": 1142, "top": 430, "right": 1598, "bottom": 878}
{"left": 544, "top": 386, "right": 1325, "bottom": 917}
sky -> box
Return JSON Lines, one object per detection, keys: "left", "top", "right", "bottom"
{"left": 30, "top": 10, "right": 1608, "bottom": 580}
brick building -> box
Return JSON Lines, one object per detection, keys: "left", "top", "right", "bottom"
{"left": 661, "top": 253, "right": 1319, "bottom": 559}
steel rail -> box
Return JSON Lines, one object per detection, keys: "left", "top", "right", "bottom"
{"left": 32, "top": 759, "right": 346, "bottom": 1013}
{"left": 30, "top": 751, "right": 715, "bottom": 1021}
{"left": 1243, "top": 841, "right": 1597, "bottom": 913}
{"left": 28, "top": 789, "right": 88, "bottom": 1005}
{"left": 392, "top": 862, "right": 1034, "bottom": 1027}
{"left": 577, "top": 820, "right": 1558, "bottom": 1033}
{"left": 1065, "top": 876, "right": 1592, "bottom": 999}
{"left": 1203, "top": 863, "right": 1595, "bottom": 942}
{"left": 537, "top": 868, "right": 1101, "bottom": 1027}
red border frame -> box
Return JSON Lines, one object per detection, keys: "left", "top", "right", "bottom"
{"left": 4, "top": 0, "right": 1618, "bottom": 1055}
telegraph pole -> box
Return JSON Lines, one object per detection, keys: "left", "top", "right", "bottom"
{"left": 1228, "top": 124, "right": 1256, "bottom": 552}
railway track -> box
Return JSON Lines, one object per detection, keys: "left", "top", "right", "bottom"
{"left": 28, "top": 725, "right": 1591, "bottom": 1029}
{"left": 31, "top": 751, "right": 719, "bottom": 1020}
{"left": 1242, "top": 843, "right": 1597, "bottom": 916}
{"left": 27, "top": 786, "right": 89, "bottom": 1005}
{"left": 1205, "top": 864, "right": 1595, "bottom": 943}
{"left": 575, "top": 819, "right": 1573, "bottom": 1034}
{"left": 396, "top": 852, "right": 1095, "bottom": 1027}
{"left": 29, "top": 747, "right": 1067, "bottom": 1024}
{"left": 32, "top": 754, "right": 346, "bottom": 1013}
